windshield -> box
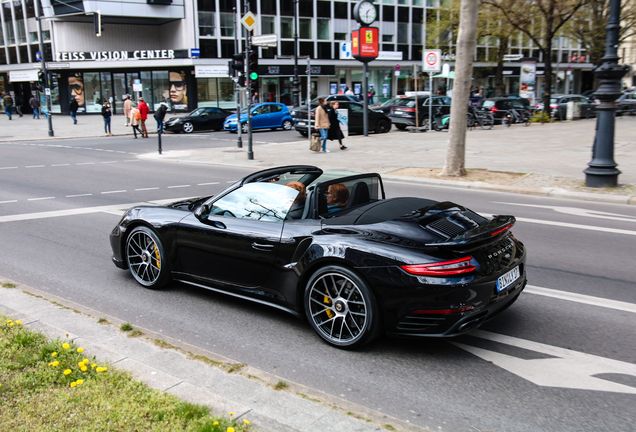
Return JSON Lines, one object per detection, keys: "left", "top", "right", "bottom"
{"left": 189, "top": 108, "right": 205, "bottom": 116}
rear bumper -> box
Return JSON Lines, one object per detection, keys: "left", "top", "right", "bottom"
{"left": 389, "top": 117, "right": 416, "bottom": 126}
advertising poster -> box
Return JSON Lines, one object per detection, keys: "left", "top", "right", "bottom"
{"left": 330, "top": 83, "right": 337, "bottom": 95}
{"left": 166, "top": 71, "right": 188, "bottom": 110}
{"left": 520, "top": 61, "right": 536, "bottom": 106}
{"left": 337, "top": 108, "right": 348, "bottom": 138}
{"left": 382, "top": 83, "right": 389, "bottom": 96}
{"left": 354, "top": 83, "right": 361, "bottom": 95}
{"left": 68, "top": 72, "right": 87, "bottom": 113}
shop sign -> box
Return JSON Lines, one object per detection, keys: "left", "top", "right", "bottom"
{"left": 351, "top": 27, "right": 379, "bottom": 63}
{"left": 55, "top": 50, "right": 177, "bottom": 62}
{"left": 377, "top": 51, "right": 403, "bottom": 61}
{"left": 9, "top": 69, "right": 39, "bottom": 82}
{"left": 258, "top": 65, "right": 335, "bottom": 76}
{"left": 195, "top": 65, "right": 230, "bottom": 78}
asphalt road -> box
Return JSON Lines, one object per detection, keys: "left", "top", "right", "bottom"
{"left": 1, "top": 136, "right": 635, "bottom": 431}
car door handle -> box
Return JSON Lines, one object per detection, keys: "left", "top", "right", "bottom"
{"left": 252, "top": 242, "right": 274, "bottom": 251}
{"left": 207, "top": 220, "right": 226, "bottom": 229}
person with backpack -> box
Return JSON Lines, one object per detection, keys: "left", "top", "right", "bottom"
{"left": 70, "top": 98, "right": 79, "bottom": 124}
{"left": 154, "top": 100, "right": 169, "bottom": 134}
{"left": 3, "top": 93, "right": 13, "bottom": 120}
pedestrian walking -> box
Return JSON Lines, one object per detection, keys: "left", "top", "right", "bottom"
{"left": 328, "top": 101, "right": 346, "bottom": 150}
{"left": 138, "top": 97, "right": 149, "bottom": 138}
{"left": 252, "top": 91, "right": 259, "bottom": 104}
{"left": 315, "top": 97, "right": 330, "bottom": 153}
{"left": 123, "top": 95, "right": 132, "bottom": 126}
{"left": 368, "top": 86, "right": 375, "bottom": 104}
{"left": 345, "top": 87, "right": 354, "bottom": 96}
{"left": 154, "top": 100, "right": 168, "bottom": 134}
{"left": 3, "top": 93, "right": 13, "bottom": 120}
{"left": 102, "top": 101, "right": 113, "bottom": 136}
{"left": 129, "top": 103, "right": 142, "bottom": 138}
{"left": 29, "top": 95, "right": 40, "bottom": 119}
{"left": 69, "top": 98, "right": 78, "bottom": 124}
{"left": 15, "top": 95, "right": 23, "bottom": 117}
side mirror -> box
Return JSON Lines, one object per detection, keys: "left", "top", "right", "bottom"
{"left": 194, "top": 204, "right": 210, "bottom": 220}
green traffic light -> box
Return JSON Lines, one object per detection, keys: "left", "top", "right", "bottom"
{"left": 250, "top": 72, "right": 258, "bottom": 80}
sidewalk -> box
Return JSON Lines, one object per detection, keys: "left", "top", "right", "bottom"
{"left": 2, "top": 111, "right": 634, "bottom": 204}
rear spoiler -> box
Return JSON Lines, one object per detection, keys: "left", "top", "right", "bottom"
{"left": 425, "top": 215, "right": 516, "bottom": 247}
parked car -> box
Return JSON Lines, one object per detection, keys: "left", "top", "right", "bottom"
{"left": 615, "top": 92, "right": 636, "bottom": 116}
{"left": 499, "top": 94, "right": 531, "bottom": 107}
{"left": 534, "top": 94, "right": 597, "bottom": 119}
{"left": 389, "top": 96, "right": 452, "bottom": 130}
{"left": 109, "top": 165, "right": 527, "bottom": 348}
{"left": 292, "top": 101, "right": 392, "bottom": 135}
{"left": 369, "top": 97, "right": 411, "bottom": 115}
{"left": 223, "top": 103, "right": 294, "bottom": 133}
{"left": 478, "top": 98, "right": 532, "bottom": 124}
{"left": 164, "top": 107, "right": 234, "bottom": 133}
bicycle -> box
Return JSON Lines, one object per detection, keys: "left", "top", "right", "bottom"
{"left": 502, "top": 107, "right": 531, "bottom": 127}
{"left": 467, "top": 106, "right": 495, "bottom": 130}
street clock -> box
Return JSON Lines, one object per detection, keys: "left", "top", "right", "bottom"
{"left": 353, "top": 1, "right": 377, "bottom": 26}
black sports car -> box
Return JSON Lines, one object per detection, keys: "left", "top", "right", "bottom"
{"left": 110, "top": 166, "right": 527, "bottom": 348}
{"left": 164, "top": 107, "right": 234, "bottom": 133}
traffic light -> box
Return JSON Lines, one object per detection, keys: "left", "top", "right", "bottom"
{"left": 93, "top": 11, "right": 101, "bottom": 37}
{"left": 230, "top": 52, "right": 245, "bottom": 85}
{"left": 248, "top": 52, "right": 259, "bottom": 81}
{"left": 36, "top": 71, "right": 44, "bottom": 92}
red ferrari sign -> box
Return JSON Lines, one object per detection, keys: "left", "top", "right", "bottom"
{"left": 351, "top": 27, "right": 378, "bottom": 63}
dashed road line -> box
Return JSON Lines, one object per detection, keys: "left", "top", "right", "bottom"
{"left": 66, "top": 194, "right": 93, "bottom": 198}
{"left": 76, "top": 162, "right": 95, "bottom": 165}
{"left": 135, "top": 187, "right": 160, "bottom": 191}
{"left": 100, "top": 161, "right": 119, "bottom": 164}
{"left": 27, "top": 197, "right": 55, "bottom": 201}
{"left": 51, "top": 164, "right": 70, "bottom": 166}
{"left": 198, "top": 182, "right": 220, "bottom": 185}
{"left": 101, "top": 190, "right": 127, "bottom": 194}
{"left": 0, "top": 200, "right": 18, "bottom": 204}
{"left": 25, "top": 165, "right": 45, "bottom": 168}
{"left": 168, "top": 185, "right": 190, "bottom": 188}
{"left": 0, "top": 167, "right": 18, "bottom": 170}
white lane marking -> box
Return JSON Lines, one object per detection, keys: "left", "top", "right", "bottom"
{"left": 66, "top": 194, "right": 92, "bottom": 198}
{"left": 0, "top": 167, "right": 18, "bottom": 170}
{"left": 0, "top": 200, "right": 18, "bottom": 204}
{"left": 168, "top": 185, "right": 190, "bottom": 189}
{"left": 25, "top": 165, "right": 45, "bottom": 168}
{"left": 496, "top": 202, "right": 636, "bottom": 223}
{"left": 51, "top": 164, "right": 70, "bottom": 166}
{"left": 198, "top": 182, "right": 220, "bottom": 186}
{"left": 516, "top": 217, "right": 636, "bottom": 236}
{"left": 27, "top": 197, "right": 55, "bottom": 201}
{"left": 453, "top": 330, "right": 636, "bottom": 394}
{"left": 124, "top": 159, "right": 140, "bottom": 162}
{"left": 76, "top": 162, "right": 95, "bottom": 165}
{"left": 135, "top": 187, "right": 159, "bottom": 191}
{"left": 101, "top": 190, "right": 127, "bottom": 194}
{"left": 100, "top": 161, "right": 118, "bottom": 164}
{"left": 525, "top": 285, "right": 636, "bottom": 314}
{"left": 0, "top": 198, "right": 187, "bottom": 223}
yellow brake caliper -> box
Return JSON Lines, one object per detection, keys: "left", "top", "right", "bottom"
{"left": 324, "top": 293, "right": 333, "bottom": 318}
{"left": 153, "top": 244, "right": 161, "bottom": 268}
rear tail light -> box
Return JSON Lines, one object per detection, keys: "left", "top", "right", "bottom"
{"left": 490, "top": 106, "right": 498, "bottom": 113}
{"left": 491, "top": 223, "right": 513, "bottom": 236}
{"left": 550, "top": 104, "right": 558, "bottom": 109}
{"left": 412, "top": 306, "right": 474, "bottom": 314}
{"left": 401, "top": 257, "right": 476, "bottom": 276}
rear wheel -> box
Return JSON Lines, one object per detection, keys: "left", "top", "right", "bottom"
{"left": 375, "top": 119, "right": 390, "bottom": 134}
{"left": 481, "top": 113, "right": 494, "bottom": 130}
{"left": 305, "top": 265, "right": 381, "bottom": 349}
{"left": 182, "top": 122, "right": 194, "bottom": 133}
{"left": 126, "top": 226, "right": 171, "bottom": 289}
{"left": 522, "top": 112, "right": 531, "bottom": 126}
{"left": 282, "top": 119, "right": 293, "bottom": 130}
{"left": 241, "top": 122, "right": 249, "bottom": 133}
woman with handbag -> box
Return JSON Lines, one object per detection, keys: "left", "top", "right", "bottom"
{"left": 328, "top": 101, "right": 346, "bottom": 150}
{"left": 129, "top": 103, "right": 142, "bottom": 139}
{"left": 315, "top": 97, "right": 330, "bottom": 152}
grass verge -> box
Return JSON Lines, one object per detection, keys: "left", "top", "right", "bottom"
{"left": 0, "top": 313, "right": 254, "bottom": 431}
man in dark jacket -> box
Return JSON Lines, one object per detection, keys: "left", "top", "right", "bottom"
{"left": 15, "top": 95, "right": 23, "bottom": 117}
{"left": 154, "top": 101, "right": 168, "bottom": 134}
{"left": 29, "top": 95, "right": 40, "bottom": 119}
{"left": 70, "top": 98, "right": 79, "bottom": 124}
{"left": 102, "top": 101, "right": 113, "bottom": 136}
{"left": 138, "top": 97, "right": 150, "bottom": 138}
{"left": 3, "top": 93, "right": 13, "bottom": 120}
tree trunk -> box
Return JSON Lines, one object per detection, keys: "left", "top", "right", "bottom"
{"left": 495, "top": 37, "right": 509, "bottom": 96}
{"left": 440, "top": 0, "right": 479, "bottom": 177}
{"left": 543, "top": 41, "right": 553, "bottom": 114}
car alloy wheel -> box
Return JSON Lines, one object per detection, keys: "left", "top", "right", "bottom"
{"left": 282, "top": 119, "right": 293, "bottom": 130}
{"left": 182, "top": 122, "right": 194, "bottom": 133}
{"left": 305, "top": 265, "right": 380, "bottom": 348}
{"left": 126, "top": 226, "right": 170, "bottom": 289}
{"left": 241, "top": 122, "right": 249, "bottom": 133}
{"left": 375, "top": 119, "right": 390, "bottom": 134}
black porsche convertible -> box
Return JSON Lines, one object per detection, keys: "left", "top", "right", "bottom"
{"left": 110, "top": 166, "right": 527, "bottom": 348}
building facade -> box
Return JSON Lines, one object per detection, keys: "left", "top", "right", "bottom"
{"left": 0, "top": 0, "right": 598, "bottom": 116}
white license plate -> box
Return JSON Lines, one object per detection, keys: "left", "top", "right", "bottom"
{"left": 297, "top": 121, "right": 306, "bottom": 126}
{"left": 394, "top": 110, "right": 403, "bottom": 115}
{"left": 497, "top": 266, "right": 520, "bottom": 292}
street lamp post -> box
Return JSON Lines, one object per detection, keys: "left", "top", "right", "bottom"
{"left": 35, "top": 6, "right": 54, "bottom": 137}
{"left": 584, "top": 0, "right": 628, "bottom": 187}
{"left": 292, "top": 0, "right": 300, "bottom": 107}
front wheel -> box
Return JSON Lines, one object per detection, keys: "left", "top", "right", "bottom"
{"left": 481, "top": 113, "right": 494, "bottom": 130}
{"left": 522, "top": 113, "right": 531, "bottom": 126}
{"left": 126, "top": 226, "right": 171, "bottom": 289}
{"left": 282, "top": 119, "right": 293, "bottom": 130}
{"left": 305, "top": 265, "right": 381, "bottom": 349}
{"left": 375, "top": 119, "right": 390, "bottom": 134}
{"left": 182, "top": 122, "right": 194, "bottom": 133}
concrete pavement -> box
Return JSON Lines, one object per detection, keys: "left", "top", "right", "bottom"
{"left": 1, "top": 110, "right": 635, "bottom": 431}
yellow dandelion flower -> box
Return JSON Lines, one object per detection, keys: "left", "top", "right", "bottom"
{"left": 83, "top": 359, "right": 90, "bottom": 364}
{"left": 6, "top": 319, "right": 12, "bottom": 323}
{"left": 71, "top": 382, "right": 77, "bottom": 388}
{"left": 9, "top": 322, "right": 14, "bottom": 326}
{"left": 15, "top": 321, "right": 22, "bottom": 325}
{"left": 48, "top": 362, "right": 52, "bottom": 366}
{"left": 243, "top": 419, "right": 250, "bottom": 425}
{"left": 51, "top": 352, "right": 57, "bottom": 357}
{"left": 213, "top": 422, "right": 219, "bottom": 426}
{"left": 76, "top": 379, "right": 84, "bottom": 385}
{"left": 64, "top": 369, "right": 72, "bottom": 375}
{"left": 52, "top": 361, "right": 59, "bottom": 367}
{"left": 229, "top": 412, "right": 234, "bottom": 416}
{"left": 78, "top": 362, "right": 85, "bottom": 368}
{"left": 80, "top": 365, "right": 87, "bottom": 372}
{"left": 77, "top": 348, "right": 84, "bottom": 353}
{"left": 91, "top": 364, "right": 97, "bottom": 368}
{"left": 227, "top": 428, "right": 235, "bottom": 432}
{"left": 96, "top": 367, "right": 105, "bottom": 373}
{"left": 62, "top": 343, "right": 70, "bottom": 350}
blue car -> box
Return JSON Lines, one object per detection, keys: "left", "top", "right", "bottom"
{"left": 224, "top": 103, "right": 294, "bottom": 133}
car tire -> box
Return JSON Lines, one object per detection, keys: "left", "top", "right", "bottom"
{"left": 304, "top": 265, "right": 381, "bottom": 349}
{"left": 282, "top": 119, "right": 293, "bottom": 130}
{"left": 182, "top": 122, "right": 194, "bottom": 133}
{"left": 126, "top": 226, "right": 171, "bottom": 289}
{"left": 374, "top": 119, "right": 390, "bottom": 134}
{"left": 241, "top": 123, "right": 249, "bottom": 134}
{"left": 395, "top": 124, "right": 407, "bottom": 131}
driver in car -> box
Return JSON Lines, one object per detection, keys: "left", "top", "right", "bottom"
{"left": 326, "top": 183, "right": 349, "bottom": 213}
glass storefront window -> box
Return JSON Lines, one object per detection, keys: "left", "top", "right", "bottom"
{"left": 220, "top": 12, "right": 234, "bottom": 37}
{"left": 82, "top": 72, "right": 101, "bottom": 113}
{"left": 101, "top": 72, "right": 112, "bottom": 107}
{"left": 299, "top": 18, "right": 311, "bottom": 39}
{"left": 152, "top": 71, "right": 169, "bottom": 110}
{"left": 397, "top": 23, "right": 408, "bottom": 44}
{"left": 140, "top": 71, "right": 152, "bottom": 107}
{"left": 50, "top": 75, "right": 60, "bottom": 113}
{"left": 199, "top": 11, "right": 215, "bottom": 36}
{"left": 281, "top": 17, "right": 293, "bottom": 38}
{"left": 317, "top": 19, "right": 329, "bottom": 40}
{"left": 197, "top": 77, "right": 236, "bottom": 109}
{"left": 262, "top": 16, "right": 275, "bottom": 34}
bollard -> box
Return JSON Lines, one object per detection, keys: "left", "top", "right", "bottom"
{"left": 158, "top": 130, "right": 162, "bottom": 154}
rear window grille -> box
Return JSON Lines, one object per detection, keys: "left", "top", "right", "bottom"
{"left": 453, "top": 212, "right": 482, "bottom": 228}
{"left": 426, "top": 218, "right": 467, "bottom": 239}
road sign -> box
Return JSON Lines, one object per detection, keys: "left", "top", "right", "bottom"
{"left": 251, "top": 34, "right": 277, "bottom": 46}
{"left": 423, "top": 49, "right": 441, "bottom": 72}
{"left": 190, "top": 48, "right": 200, "bottom": 58}
{"left": 395, "top": 64, "right": 400, "bottom": 70}
{"left": 241, "top": 12, "right": 257, "bottom": 32}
